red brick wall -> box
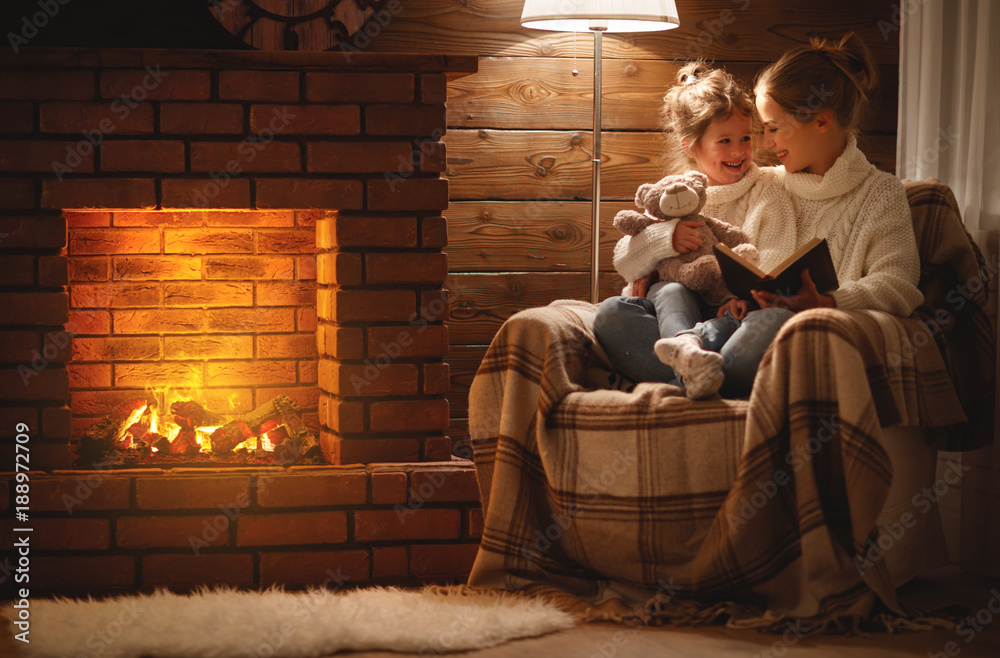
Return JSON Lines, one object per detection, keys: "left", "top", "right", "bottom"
{"left": 66, "top": 210, "right": 321, "bottom": 441}
{"left": 0, "top": 48, "right": 477, "bottom": 468}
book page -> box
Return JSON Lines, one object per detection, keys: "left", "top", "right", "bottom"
{"left": 715, "top": 244, "right": 767, "bottom": 278}
{"left": 769, "top": 237, "right": 824, "bottom": 277}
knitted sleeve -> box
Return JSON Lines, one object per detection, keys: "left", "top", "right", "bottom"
{"left": 611, "top": 219, "right": 680, "bottom": 282}
{"left": 829, "top": 180, "right": 924, "bottom": 316}
{"left": 748, "top": 170, "right": 800, "bottom": 273}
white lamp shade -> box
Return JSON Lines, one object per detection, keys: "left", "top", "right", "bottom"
{"left": 520, "top": 0, "right": 679, "bottom": 32}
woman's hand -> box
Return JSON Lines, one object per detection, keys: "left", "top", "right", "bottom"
{"left": 672, "top": 220, "right": 704, "bottom": 253}
{"left": 751, "top": 269, "right": 836, "bottom": 311}
{"left": 717, "top": 298, "right": 749, "bottom": 320}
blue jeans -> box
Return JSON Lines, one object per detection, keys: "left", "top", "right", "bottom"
{"left": 593, "top": 281, "right": 794, "bottom": 397}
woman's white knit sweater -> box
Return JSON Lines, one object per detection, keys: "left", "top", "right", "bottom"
{"left": 782, "top": 136, "right": 923, "bottom": 316}
{"left": 611, "top": 164, "right": 798, "bottom": 285}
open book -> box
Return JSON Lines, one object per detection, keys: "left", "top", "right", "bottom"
{"left": 713, "top": 237, "right": 839, "bottom": 301}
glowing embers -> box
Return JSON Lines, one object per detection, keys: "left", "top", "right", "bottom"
{"left": 76, "top": 390, "right": 320, "bottom": 467}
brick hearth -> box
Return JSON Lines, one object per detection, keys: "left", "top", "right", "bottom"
{"left": 0, "top": 463, "right": 481, "bottom": 595}
{"left": 0, "top": 48, "right": 483, "bottom": 594}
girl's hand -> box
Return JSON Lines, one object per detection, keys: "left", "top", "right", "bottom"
{"left": 751, "top": 269, "right": 836, "bottom": 311}
{"left": 717, "top": 298, "right": 749, "bottom": 320}
{"left": 632, "top": 272, "right": 658, "bottom": 298}
{"left": 672, "top": 220, "right": 704, "bottom": 254}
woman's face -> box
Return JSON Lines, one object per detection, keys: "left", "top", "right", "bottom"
{"left": 756, "top": 93, "right": 819, "bottom": 174}
{"left": 689, "top": 111, "right": 753, "bottom": 186}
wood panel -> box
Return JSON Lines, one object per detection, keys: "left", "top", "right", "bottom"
{"left": 361, "top": 0, "right": 901, "bottom": 63}
{"left": 445, "top": 272, "right": 621, "bottom": 345}
{"left": 444, "top": 130, "right": 665, "bottom": 201}
{"left": 448, "top": 59, "right": 899, "bottom": 134}
{"left": 446, "top": 201, "right": 624, "bottom": 273}
{"left": 445, "top": 345, "right": 488, "bottom": 422}
{"left": 444, "top": 131, "right": 896, "bottom": 201}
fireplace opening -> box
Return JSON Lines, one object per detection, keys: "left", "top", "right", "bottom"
{"left": 66, "top": 209, "right": 323, "bottom": 468}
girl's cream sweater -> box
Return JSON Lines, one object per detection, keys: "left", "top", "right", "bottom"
{"left": 782, "top": 136, "right": 923, "bottom": 316}
{"left": 612, "top": 165, "right": 798, "bottom": 288}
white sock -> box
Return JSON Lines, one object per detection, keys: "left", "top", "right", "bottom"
{"left": 654, "top": 334, "right": 724, "bottom": 399}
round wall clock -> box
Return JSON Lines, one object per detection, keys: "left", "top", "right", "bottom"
{"left": 208, "top": 0, "right": 388, "bottom": 51}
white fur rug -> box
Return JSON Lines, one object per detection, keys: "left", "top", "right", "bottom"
{"left": 3, "top": 586, "right": 577, "bottom": 657}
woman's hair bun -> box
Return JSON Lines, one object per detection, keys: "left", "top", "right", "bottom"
{"left": 810, "top": 32, "right": 878, "bottom": 95}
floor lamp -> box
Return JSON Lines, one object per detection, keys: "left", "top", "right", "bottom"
{"left": 520, "top": 1, "right": 680, "bottom": 303}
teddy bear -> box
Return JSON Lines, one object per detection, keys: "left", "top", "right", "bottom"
{"left": 613, "top": 171, "right": 759, "bottom": 306}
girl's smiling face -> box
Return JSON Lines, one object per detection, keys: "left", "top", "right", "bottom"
{"left": 688, "top": 111, "right": 754, "bottom": 186}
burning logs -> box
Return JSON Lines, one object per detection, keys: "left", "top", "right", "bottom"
{"left": 272, "top": 394, "right": 321, "bottom": 463}
{"left": 209, "top": 393, "right": 318, "bottom": 462}
{"left": 170, "top": 400, "right": 226, "bottom": 429}
{"left": 167, "top": 400, "right": 220, "bottom": 456}
{"left": 77, "top": 398, "right": 149, "bottom": 464}
{"left": 168, "top": 429, "right": 200, "bottom": 456}
{"left": 77, "top": 393, "right": 319, "bottom": 466}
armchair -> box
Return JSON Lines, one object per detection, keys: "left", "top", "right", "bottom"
{"left": 466, "top": 179, "right": 995, "bottom": 628}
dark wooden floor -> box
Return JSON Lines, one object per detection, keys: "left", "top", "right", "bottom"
{"left": 337, "top": 567, "right": 1000, "bottom": 658}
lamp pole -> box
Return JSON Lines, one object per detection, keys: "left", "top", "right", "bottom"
{"left": 590, "top": 26, "right": 605, "bottom": 304}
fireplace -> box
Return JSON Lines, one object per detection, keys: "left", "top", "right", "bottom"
{"left": 67, "top": 208, "right": 327, "bottom": 468}
{"left": 0, "top": 48, "right": 483, "bottom": 595}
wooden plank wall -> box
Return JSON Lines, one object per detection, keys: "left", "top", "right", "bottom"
{"left": 358, "top": 0, "right": 903, "bottom": 444}
{"left": 1, "top": 0, "right": 902, "bottom": 446}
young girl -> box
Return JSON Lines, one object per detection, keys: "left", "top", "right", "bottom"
{"left": 594, "top": 62, "right": 798, "bottom": 398}
{"left": 749, "top": 33, "right": 922, "bottom": 316}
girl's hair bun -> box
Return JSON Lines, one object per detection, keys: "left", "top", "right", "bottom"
{"left": 676, "top": 61, "right": 711, "bottom": 86}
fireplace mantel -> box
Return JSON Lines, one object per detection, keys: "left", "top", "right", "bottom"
{"left": 0, "top": 47, "right": 478, "bottom": 75}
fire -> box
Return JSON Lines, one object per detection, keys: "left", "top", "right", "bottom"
{"left": 115, "top": 385, "right": 269, "bottom": 455}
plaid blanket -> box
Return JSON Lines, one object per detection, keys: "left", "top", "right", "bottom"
{"left": 467, "top": 179, "right": 994, "bottom": 628}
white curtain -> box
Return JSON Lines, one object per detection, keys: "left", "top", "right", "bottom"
{"left": 898, "top": 0, "right": 1000, "bottom": 576}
